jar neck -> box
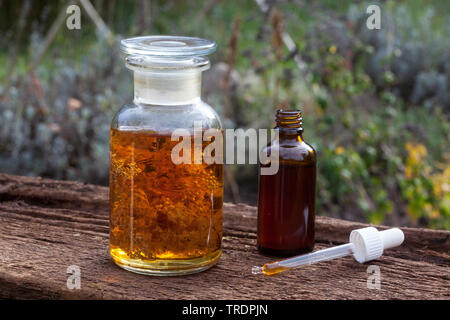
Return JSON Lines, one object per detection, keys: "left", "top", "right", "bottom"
{"left": 275, "top": 109, "right": 303, "bottom": 140}
{"left": 133, "top": 71, "right": 202, "bottom": 105}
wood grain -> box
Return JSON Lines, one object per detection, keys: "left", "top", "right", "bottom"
{"left": 0, "top": 173, "right": 448, "bottom": 299}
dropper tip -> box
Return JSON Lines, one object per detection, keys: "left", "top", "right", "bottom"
{"left": 251, "top": 266, "right": 263, "bottom": 275}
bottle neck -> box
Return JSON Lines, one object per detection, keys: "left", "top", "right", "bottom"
{"left": 275, "top": 109, "right": 303, "bottom": 140}
{"left": 133, "top": 71, "right": 202, "bottom": 105}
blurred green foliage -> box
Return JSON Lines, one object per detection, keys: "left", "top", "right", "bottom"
{"left": 0, "top": 0, "right": 448, "bottom": 229}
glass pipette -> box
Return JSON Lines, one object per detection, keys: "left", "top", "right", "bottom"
{"left": 252, "top": 227, "right": 404, "bottom": 275}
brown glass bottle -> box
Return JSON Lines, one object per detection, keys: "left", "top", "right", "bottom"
{"left": 257, "top": 109, "right": 316, "bottom": 256}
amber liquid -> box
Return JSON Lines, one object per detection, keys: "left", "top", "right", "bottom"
{"left": 257, "top": 163, "right": 316, "bottom": 256}
{"left": 109, "top": 128, "right": 223, "bottom": 275}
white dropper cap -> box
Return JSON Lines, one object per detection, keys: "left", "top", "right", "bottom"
{"left": 350, "top": 227, "right": 404, "bottom": 263}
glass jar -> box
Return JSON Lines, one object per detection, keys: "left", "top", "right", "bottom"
{"left": 109, "top": 36, "right": 223, "bottom": 275}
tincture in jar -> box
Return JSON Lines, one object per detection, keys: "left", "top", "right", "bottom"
{"left": 110, "top": 36, "right": 222, "bottom": 276}
{"left": 257, "top": 109, "right": 316, "bottom": 256}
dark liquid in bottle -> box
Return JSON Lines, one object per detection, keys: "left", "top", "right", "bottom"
{"left": 257, "top": 163, "right": 316, "bottom": 256}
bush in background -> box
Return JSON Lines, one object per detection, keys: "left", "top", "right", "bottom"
{"left": 0, "top": 0, "right": 448, "bottom": 229}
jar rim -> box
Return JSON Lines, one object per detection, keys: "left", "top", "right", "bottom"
{"left": 120, "top": 35, "right": 216, "bottom": 57}
{"left": 126, "top": 55, "right": 210, "bottom": 72}
{"left": 121, "top": 35, "right": 216, "bottom": 71}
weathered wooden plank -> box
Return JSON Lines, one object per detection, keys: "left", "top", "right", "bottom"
{"left": 0, "top": 173, "right": 448, "bottom": 299}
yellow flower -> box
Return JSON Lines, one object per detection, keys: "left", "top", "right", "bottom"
{"left": 405, "top": 142, "right": 427, "bottom": 165}
{"left": 432, "top": 165, "right": 450, "bottom": 197}
{"left": 329, "top": 45, "right": 337, "bottom": 54}
{"left": 404, "top": 142, "right": 428, "bottom": 179}
{"left": 405, "top": 166, "right": 413, "bottom": 179}
{"left": 430, "top": 209, "right": 440, "bottom": 219}
{"left": 335, "top": 146, "right": 344, "bottom": 155}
